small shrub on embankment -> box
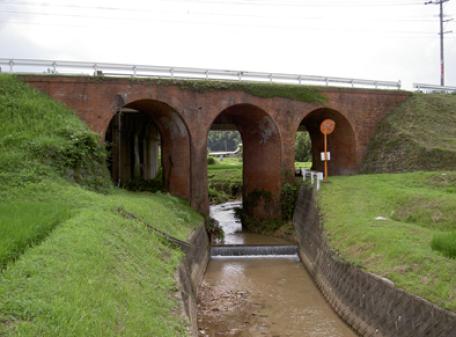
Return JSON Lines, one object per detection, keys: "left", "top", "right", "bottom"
{"left": 319, "top": 172, "right": 456, "bottom": 311}
{"left": 0, "top": 75, "right": 202, "bottom": 336}
{"left": 363, "top": 94, "right": 456, "bottom": 173}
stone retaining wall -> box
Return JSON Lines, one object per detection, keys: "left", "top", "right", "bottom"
{"left": 293, "top": 186, "right": 456, "bottom": 337}
{"left": 176, "top": 225, "right": 209, "bottom": 337}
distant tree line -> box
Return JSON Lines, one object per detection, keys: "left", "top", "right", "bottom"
{"left": 208, "top": 130, "right": 312, "bottom": 162}
{"left": 208, "top": 131, "right": 241, "bottom": 152}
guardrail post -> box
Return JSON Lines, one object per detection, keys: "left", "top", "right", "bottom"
{"left": 397, "top": 80, "right": 401, "bottom": 89}
{"left": 93, "top": 63, "right": 98, "bottom": 76}
{"left": 298, "top": 76, "right": 302, "bottom": 85}
{"left": 52, "top": 61, "right": 57, "bottom": 74}
{"left": 132, "top": 66, "right": 137, "bottom": 78}
{"left": 205, "top": 70, "right": 209, "bottom": 80}
{"left": 9, "top": 59, "right": 14, "bottom": 72}
{"left": 269, "top": 73, "right": 273, "bottom": 83}
{"left": 170, "top": 67, "right": 174, "bottom": 78}
{"left": 325, "top": 77, "right": 329, "bottom": 86}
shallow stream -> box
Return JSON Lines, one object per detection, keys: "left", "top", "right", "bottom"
{"left": 197, "top": 201, "right": 357, "bottom": 337}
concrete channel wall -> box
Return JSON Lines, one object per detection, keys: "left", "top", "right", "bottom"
{"left": 293, "top": 186, "right": 456, "bottom": 337}
{"left": 176, "top": 225, "right": 210, "bottom": 337}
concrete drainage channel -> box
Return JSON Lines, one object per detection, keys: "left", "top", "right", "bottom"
{"left": 182, "top": 195, "right": 456, "bottom": 337}
{"left": 195, "top": 201, "right": 357, "bottom": 337}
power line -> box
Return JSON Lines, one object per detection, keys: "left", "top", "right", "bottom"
{"left": 425, "top": 0, "right": 453, "bottom": 86}
{"left": 0, "top": 7, "right": 440, "bottom": 23}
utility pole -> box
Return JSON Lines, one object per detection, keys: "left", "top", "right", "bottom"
{"left": 425, "top": 0, "right": 453, "bottom": 86}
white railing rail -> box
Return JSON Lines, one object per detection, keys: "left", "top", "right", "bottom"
{"left": 299, "top": 168, "right": 324, "bottom": 191}
{"left": 413, "top": 83, "right": 456, "bottom": 93}
{"left": 0, "top": 58, "right": 402, "bottom": 90}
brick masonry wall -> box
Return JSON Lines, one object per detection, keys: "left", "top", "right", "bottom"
{"left": 293, "top": 186, "right": 456, "bottom": 337}
{"left": 21, "top": 75, "right": 410, "bottom": 216}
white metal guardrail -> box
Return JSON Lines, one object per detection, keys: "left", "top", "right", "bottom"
{"left": 0, "top": 58, "right": 402, "bottom": 90}
{"left": 413, "top": 83, "right": 456, "bottom": 93}
{"left": 299, "top": 168, "right": 324, "bottom": 191}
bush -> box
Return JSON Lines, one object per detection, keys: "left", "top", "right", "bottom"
{"left": 207, "top": 156, "right": 217, "bottom": 165}
{"left": 431, "top": 231, "right": 456, "bottom": 258}
{"left": 280, "top": 181, "right": 301, "bottom": 221}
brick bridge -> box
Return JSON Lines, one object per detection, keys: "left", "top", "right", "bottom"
{"left": 22, "top": 75, "right": 410, "bottom": 219}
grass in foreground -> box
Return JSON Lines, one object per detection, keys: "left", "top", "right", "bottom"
{"left": 319, "top": 171, "right": 456, "bottom": 311}
{"left": 0, "top": 74, "right": 203, "bottom": 336}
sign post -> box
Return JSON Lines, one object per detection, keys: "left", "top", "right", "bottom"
{"left": 319, "top": 119, "right": 336, "bottom": 182}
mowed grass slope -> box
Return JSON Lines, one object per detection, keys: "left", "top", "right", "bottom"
{"left": 363, "top": 94, "right": 456, "bottom": 172}
{"left": 0, "top": 75, "right": 202, "bottom": 336}
{"left": 319, "top": 172, "right": 456, "bottom": 311}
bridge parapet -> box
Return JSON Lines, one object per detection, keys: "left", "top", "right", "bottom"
{"left": 0, "top": 58, "right": 402, "bottom": 90}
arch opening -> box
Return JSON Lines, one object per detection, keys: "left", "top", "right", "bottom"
{"left": 104, "top": 99, "right": 191, "bottom": 200}
{"left": 296, "top": 108, "right": 357, "bottom": 175}
{"left": 208, "top": 104, "right": 282, "bottom": 224}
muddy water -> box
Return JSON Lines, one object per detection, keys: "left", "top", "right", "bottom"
{"left": 198, "top": 202, "right": 357, "bottom": 337}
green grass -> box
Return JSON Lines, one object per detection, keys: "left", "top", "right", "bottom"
{"left": 319, "top": 171, "right": 456, "bottom": 311}
{"left": 0, "top": 201, "right": 72, "bottom": 270}
{"left": 124, "top": 78, "right": 327, "bottom": 104}
{"left": 207, "top": 157, "right": 242, "bottom": 203}
{"left": 432, "top": 232, "right": 456, "bottom": 259}
{"left": 0, "top": 74, "right": 203, "bottom": 336}
{"left": 363, "top": 94, "right": 456, "bottom": 173}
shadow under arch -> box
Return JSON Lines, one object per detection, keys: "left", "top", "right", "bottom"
{"left": 105, "top": 99, "right": 191, "bottom": 200}
{"left": 299, "top": 108, "right": 357, "bottom": 175}
{"left": 209, "top": 103, "right": 282, "bottom": 220}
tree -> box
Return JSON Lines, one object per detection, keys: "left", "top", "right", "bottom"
{"left": 295, "top": 132, "right": 312, "bottom": 162}
{"left": 208, "top": 131, "right": 242, "bottom": 152}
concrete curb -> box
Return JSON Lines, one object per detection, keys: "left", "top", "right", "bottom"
{"left": 175, "top": 225, "right": 210, "bottom": 337}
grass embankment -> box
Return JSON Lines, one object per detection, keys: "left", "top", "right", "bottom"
{"left": 207, "top": 157, "right": 242, "bottom": 203}
{"left": 0, "top": 75, "right": 202, "bottom": 336}
{"left": 319, "top": 172, "right": 456, "bottom": 311}
{"left": 129, "top": 78, "right": 327, "bottom": 104}
{"left": 363, "top": 94, "right": 456, "bottom": 172}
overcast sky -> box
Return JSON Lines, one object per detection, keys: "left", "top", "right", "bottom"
{"left": 0, "top": 0, "right": 455, "bottom": 89}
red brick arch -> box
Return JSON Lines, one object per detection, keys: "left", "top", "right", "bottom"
{"left": 21, "top": 75, "right": 410, "bottom": 216}
{"left": 297, "top": 108, "right": 358, "bottom": 175}
{"left": 106, "top": 99, "right": 191, "bottom": 200}
{"left": 209, "top": 103, "right": 283, "bottom": 219}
